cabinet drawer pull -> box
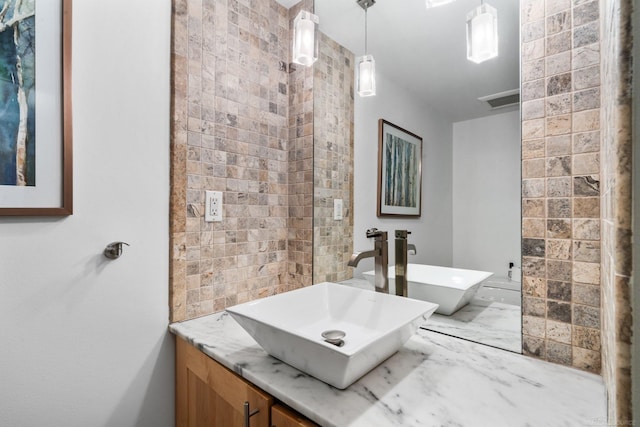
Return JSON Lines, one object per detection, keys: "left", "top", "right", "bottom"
{"left": 243, "top": 401, "right": 260, "bottom": 427}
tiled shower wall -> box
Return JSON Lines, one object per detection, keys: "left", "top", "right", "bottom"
{"left": 313, "top": 33, "right": 354, "bottom": 283}
{"left": 520, "top": 0, "right": 603, "bottom": 372}
{"left": 170, "top": 0, "right": 313, "bottom": 321}
{"left": 600, "top": 0, "right": 633, "bottom": 423}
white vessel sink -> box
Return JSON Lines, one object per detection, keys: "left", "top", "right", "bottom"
{"left": 226, "top": 282, "right": 438, "bottom": 389}
{"left": 364, "top": 264, "right": 493, "bottom": 315}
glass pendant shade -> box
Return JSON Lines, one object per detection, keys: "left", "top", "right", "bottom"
{"left": 357, "top": 55, "right": 376, "bottom": 97}
{"left": 426, "top": 0, "right": 456, "bottom": 8}
{"left": 466, "top": 3, "right": 498, "bottom": 64}
{"left": 292, "top": 10, "right": 319, "bottom": 67}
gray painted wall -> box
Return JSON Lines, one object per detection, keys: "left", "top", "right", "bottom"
{"left": 0, "top": 1, "right": 173, "bottom": 425}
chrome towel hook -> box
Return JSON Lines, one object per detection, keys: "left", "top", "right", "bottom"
{"left": 104, "top": 242, "right": 130, "bottom": 259}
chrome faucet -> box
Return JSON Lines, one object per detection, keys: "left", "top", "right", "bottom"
{"left": 394, "top": 230, "right": 416, "bottom": 297}
{"left": 348, "top": 228, "right": 389, "bottom": 293}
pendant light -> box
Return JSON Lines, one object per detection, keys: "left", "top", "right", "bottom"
{"left": 426, "top": 0, "right": 456, "bottom": 8}
{"left": 292, "top": 10, "right": 319, "bottom": 67}
{"left": 356, "top": 0, "right": 376, "bottom": 97}
{"left": 466, "top": 1, "right": 498, "bottom": 64}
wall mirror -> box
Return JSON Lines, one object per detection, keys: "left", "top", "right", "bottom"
{"left": 313, "top": 0, "right": 522, "bottom": 352}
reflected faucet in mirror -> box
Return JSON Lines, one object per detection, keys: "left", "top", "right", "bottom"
{"left": 348, "top": 228, "right": 389, "bottom": 293}
{"left": 394, "top": 230, "right": 416, "bottom": 297}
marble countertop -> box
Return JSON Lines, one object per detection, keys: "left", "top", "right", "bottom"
{"left": 426, "top": 298, "right": 522, "bottom": 352}
{"left": 170, "top": 312, "right": 606, "bottom": 427}
{"left": 340, "top": 278, "right": 522, "bottom": 353}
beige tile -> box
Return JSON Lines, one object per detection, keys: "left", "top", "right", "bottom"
{"left": 546, "top": 51, "right": 572, "bottom": 75}
{"left": 523, "top": 335, "right": 546, "bottom": 358}
{"left": 546, "top": 93, "right": 572, "bottom": 116}
{"left": 547, "top": 239, "right": 572, "bottom": 260}
{"left": 573, "top": 197, "right": 600, "bottom": 218}
{"left": 523, "top": 315, "right": 546, "bottom": 338}
{"left": 574, "top": 218, "right": 600, "bottom": 240}
{"left": 547, "top": 197, "right": 571, "bottom": 218}
{"left": 523, "top": 0, "right": 545, "bottom": 23}
{"left": 573, "top": 283, "right": 601, "bottom": 307}
{"left": 546, "top": 0, "right": 571, "bottom": 15}
{"left": 523, "top": 139, "right": 546, "bottom": 159}
{"left": 523, "top": 179, "right": 546, "bottom": 198}
{"left": 523, "top": 296, "right": 547, "bottom": 316}
{"left": 546, "top": 114, "right": 572, "bottom": 136}
{"left": 572, "top": 43, "right": 600, "bottom": 70}
{"left": 523, "top": 20, "right": 545, "bottom": 42}
{"left": 522, "top": 79, "right": 546, "bottom": 101}
{"left": 523, "top": 58, "right": 545, "bottom": 82}
{"left": 573, "top": 66, "right": 600, "bottom": 89}
{"left": 573, "top": 261, "right": 601, "bottom": 285}
{"left": 546, "top": 156, "right": 572, "bottom": 176}
{"left": 523, "top": 218, "right": 546, "bottom": 238}
{"left": 573, "top": 347, "right": 601, "bottom": 373}
{"left": 573, "top": 325, "right": 601, "bottom": 351}
{"left": 523, "top": 276, "right": 546, "bottom": 297}
{"left": 547, "top": 11, "right": 572, "bottom": 36}
{"left": 546, "top": 135, "right": 572, "bottom": 156}
{"left": 547, "top": 177, "right": 571, "bottom": 197}
{"left": 573, "top": 240, "right": 601, "bottom": 262}
{"left": 547, "top": 218, "right": 572, "bottom": 239}
{"left": 522, "top": 99, "right": 546, "bottom": 120}
{"left": 523, "top": 159, "right": 546, "bottom": 178}
{"left": 546, "top": 31, "right": 571, "bottom": 55}
{"left": 573, "top": 20, "right": 599, "bottom": 48}
{"left": 522, "top": 38, "right": 546, "bottom": 61}
{"left": 547, "top": 320, "right": 572, "bottom": 344}
{"left": 573, "top": 109, "right": 600, "bottom": 132}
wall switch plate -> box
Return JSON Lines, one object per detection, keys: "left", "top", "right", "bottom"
{"left": 205, "top": 191, "right": 223, "bottom": 222}
{"left": 334, "top": 198, "right": 343, "bottom": 220}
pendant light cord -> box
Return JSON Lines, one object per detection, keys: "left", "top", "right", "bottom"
{"left": 364, "top": 6, "right": 368, "bottom": 55}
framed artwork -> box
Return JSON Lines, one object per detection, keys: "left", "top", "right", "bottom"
{"left": 0, "top": 0, "right": 72, "bottom": 216}
{"left": 377, "top": 119, "right": 422, "bottom": 217}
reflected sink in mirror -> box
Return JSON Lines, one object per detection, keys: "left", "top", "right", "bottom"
{"left": 226, "top": 282, "right": 439, "bottom": 389}
{"left": 364, "top": 264, "right": 493, "bottom": 315}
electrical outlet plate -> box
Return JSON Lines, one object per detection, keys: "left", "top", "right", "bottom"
{"left": 334, "top": 199, "right": 343, "bottom": 220}
{"left": 205, "top": 191, "right": 223, "bottom": 222}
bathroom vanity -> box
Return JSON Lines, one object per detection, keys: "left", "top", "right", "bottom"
{"left": 176, "top": 337, "right": 318, "bottom": 426}
{"left": 171, "top": 312, "right": 606, "bottom": 427}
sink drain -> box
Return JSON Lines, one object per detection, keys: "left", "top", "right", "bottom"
{"left": 321, "top": 330, "right": 345, "bottom": 347}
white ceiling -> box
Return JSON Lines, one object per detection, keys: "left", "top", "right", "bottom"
{"left": 276, "top": 0, "right": 519, "bottom": 122}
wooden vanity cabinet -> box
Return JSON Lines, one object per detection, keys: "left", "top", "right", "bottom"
{"left": 271, "top": 405, "right": 320, "bottom": 427}
{"left": 176, "top": 338, "right": 318, "bottom": 427}
{"left": 176, "top": 337, "right": 272, "bottom": 426}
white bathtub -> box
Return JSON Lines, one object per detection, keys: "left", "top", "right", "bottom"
{"left": 363, "top": 264, "right": 493, "bottom": 315}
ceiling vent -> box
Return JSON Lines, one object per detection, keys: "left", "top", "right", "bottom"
{"left": 478, "top": 89, "right": 520, "bottom": 110}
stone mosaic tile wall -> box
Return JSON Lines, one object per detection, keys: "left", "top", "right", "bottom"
{"left": 170, "top": 0, "right": 309, "bottom": 321}
{"left": 600, "top": 0, "right": 633, "bottom": 423}
{"left": 286, "top": 0, "right": 314, "bottom": 292}
{"left": 313, "top": 33, "right": 354, "bottom": 283}
{"left": 520, "top": 0, "right": 602, "bottom": 372}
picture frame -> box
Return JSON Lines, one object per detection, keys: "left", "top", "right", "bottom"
{"left": 377, "top": 119, "right": 422, "bottom": 217}
{"left": 0, "top": 0, "right": 73, "bottom": 216}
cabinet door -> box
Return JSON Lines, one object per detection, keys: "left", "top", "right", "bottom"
{"left": 271, "top": 404, "right": 319, "bottom": 427}
{"left": 176, "top": 338, "right": 272, "bottom": 427}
